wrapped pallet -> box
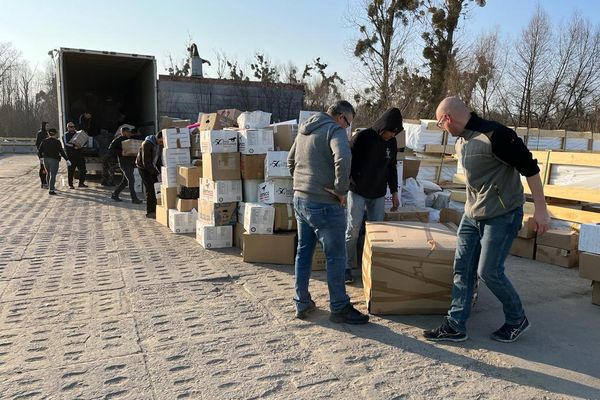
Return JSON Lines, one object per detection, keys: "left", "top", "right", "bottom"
{"left": 362, "top": 221, "right": 456, "bottom": 315}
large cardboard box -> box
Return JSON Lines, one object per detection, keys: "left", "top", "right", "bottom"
{"left": 264, "top": 151, "right": 291, "bottom": 179}
{"left": 238, "top": 129, "right": 274, "bottom": 154}
{"left": 243, "top": 203, "right": 275, "bottom": 234}
{"left": 161, "top": 166, "right": 177, "bottom": 187}
{"left": 176, "top": 198, "right": 198, "bottom": 212}
{"left": 176, "top": 166, "right": 201, "bottom": 187}
{"left": 402, "top": 159, "right": 421, "bottom": 180}
{"left": 217, "top": 109, "right": 242, "bottom": 124}
{"left": 258, "top": 179, "right": 294, "bottom": 204}
{"left": 169, "top": 209, "right": 197, "bottom": 234}
{"left": 536, "top": 244, "right": 578, "bottom": 268}
{"left": 242, "top": 232, "right": 296, "bottom": 265}
{"left": 578, "top": 252, "right": 600, "bottom": 281}
{"left": 537, "top": 229, "right": 578, "bottom": 250}
{"left": 200, "top": 130, "right": 238, "bottom": 153}
{"left": 162, "top": 128, "right": 191, "bottom": 148}
{"left": 196, "top": 221, "right": 232, "bottom": 249}
{"left": 199, "top": 178, "right": 242, "bottom": 203}
{"left": 69, "top": 130, "right": 89, "bottom": 147}
{"left": 593, "top": 281, "right": 600, "bottom": 306}
{"left": 237, "top": 111, "right": 271, "bottom": 129}
{"left": 579, "top": 224, "right": 600, "bottom": 255}
{"left": 240, "top": 154, "right": 266, "bottom": 180}
{"left": 156, "top": 204, "right": 169, "bottom": 227}
{"left": 162, "top": 148, "right": 191, "bottom": 168}
{"left": 198, "top": 200, "right": 237, "bottom": 226}
{"left": 198, "top": 113, "right": 234, "bottom": 131}
{"left": 273, "top": 124, "right": 298, "bottom": 151}
{"left": 510, "top": 237, "right": 536, "bottom": 259}
{"left": 273, "top": 203, "right": 296, "bottom": 231}
{"left": 121, "top": 139, "right": 143, "bottom": 157}
{"left": 233, "top": 223, "right": 246, "bottom": 249}
{"left": 439, "top": 208, "right": 463, "bottom": 225}
{"left": 203, "top": 152, "right": 240, "bottom": 181}
{"left": 159, "top": 116, "right": 190, "bottom": 130}
{"left": 161, "top": 186, "right": 178, "bottom": 209}
{"left": 517, "top": 215, "right": 536, "bottom": 239}
{"left": 384, "top": 207, "right": 430, "bottom": 223}
{"left": 362, "top": 222, "right": 456, "bottom": 315}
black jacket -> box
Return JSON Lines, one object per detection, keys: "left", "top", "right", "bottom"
{"left": 35, "top": 129, "right": 48, "bottom": 150}
{"left": 109, "top": 134, "right": 144, "bottom": 159}
{"left": 135, "top": 137, "right": 160, "bottom": 175}
{"left": 38, "top": 137, "right": 68, "bottom": 161}
{"left": 349, "top": 108, "right": 403, "bottom": 199}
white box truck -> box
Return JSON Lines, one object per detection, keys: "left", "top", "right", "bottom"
{"left": 56, "top": 48, "right": 157, "bottom": 172}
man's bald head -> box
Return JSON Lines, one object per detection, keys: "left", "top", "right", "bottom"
{"left": 436, "top": 96, "right": 472, "bottom": 137}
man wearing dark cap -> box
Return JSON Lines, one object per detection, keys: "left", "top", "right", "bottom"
{"left": 344, "top": 107, "right": 403, "bottom": 283}
{"left": 109, "top": 125, "right": 143, "bottom": 203}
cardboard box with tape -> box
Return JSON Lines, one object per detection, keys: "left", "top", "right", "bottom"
{"left": 176, "top": 198, "right": 198, "bottom": 213}
{"left": 240, "top": 154, "right": 266, "bottom": 180}
{"left": 196, "top": 221, "right": 232, "bottom": 249}
{"left": 243, "top": 203, "right": 275, "bottom": 234}
{"left": 238, "top": 129, "right": 274, "bottom": 154}
{"left": 579, "top": 252, "right": 600, "bottom": 281}
{"left": 264, "top": 151, "right": 291, "bottom": 179}
{"left": 198, "top": 113, "right": 235, "bottom": 131}
{"left": 169, "top": 209, "right": 197, "bottom": 234}
{"left": 156, "top": 204, "right": 169, "bottom": 227}
{"left": 273, "top": 203, "right": 296, "bottom": 231}
{"left": 511, "top": 237, "right": 536, "bottom": 259}
{"left": 258, "top": 179, "right": 293, "bottom": 204}
{"left": 162, "top": 127, "right": 191, "bottom": 148}
{"left": 362, "top": 221, "right": 456, "bottom": 315}
{"left": 242, "top": 232, "right": 296, "bottom": 265}
{"left": 162, "top": 148, "right": 191, "bottom": 168}
{"left": 273, "top": 124, "right": 298, "bottom": 151}
{"left": 203, "top": 152, "right": 240, "bottom": 181}
{"left": 161, "top": 186, "right": 177, "bottom": 209}
{"left": 200, "top": 130, "right": 238, "bottom": 153}
{"left": 199, "top": 178, "right": 242, "bottom": 203}
{"left": 176, "top": 166, "right": 201, "bottom": 187}
{"left": 198, "top": 200, "right": 237, "bottom": 226}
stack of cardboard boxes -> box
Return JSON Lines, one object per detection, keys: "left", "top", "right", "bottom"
{"left": 578, "top": 224, "right": 600, "bottom": 305}
{"left": 196, "top": 125, "right": 240, "bottom": 249}
{"left": 510, "top": 215, "right": 538, "bottom": 259}
{"left": 536, "top": 229, "right": 579, "bottom": 268}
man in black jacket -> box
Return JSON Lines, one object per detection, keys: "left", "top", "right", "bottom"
{"left": 135, "top": 132, "right": 163, "bottom": 218}
{"left": 38, "top": 128, "right": 70, "bottom": 195}
{"left": 344, "top": 108, "right": 403, "bottom": 283}
{"left": 109, "top": 126, "right": 143, "bottom": 203}
{"left": 35, "top": 121, "right": 49, "bottom": 188}
{"left": 63, "top": 122, "right": 87, "bottom": 188}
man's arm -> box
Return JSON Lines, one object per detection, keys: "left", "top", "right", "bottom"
{"left": 526, "top": 173, "right": 550, "bottom": 235}
{"left": 287, "top": 141, "right": 296, "bottom": 176}
{"left": 387, "top": 139, "right": 400, "bottom": 210}
{"left": 330, "top": 128, "right": 351, "bottom": 196}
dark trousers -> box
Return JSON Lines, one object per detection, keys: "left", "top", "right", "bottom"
{"left": 102, "top": 154, "right": 118, "bottom": 185}
{"left": 67, "top": 150, "right": 86, "bottom": 186}
{"left": 139, "top": 169, "right": 157, "bottom": 215}
{"left": 38, "top": 158, "right": 47, "bottom": 185}
{"left": 113, "top": 158, "right": 138, "bottom": 200}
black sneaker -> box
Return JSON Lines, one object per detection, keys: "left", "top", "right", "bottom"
{"left": 345, "top": 270, "right": 354, "bottom": 284}
{"left": 423, "top": 320, "right": 468, "bottom": 342}
{"left": 330, "top": 303, "right": 369, "bottom": 324}
{"left": 295, "top": 300, "right": 316, "bottom": 320}
{"left": 69, "top": 185, "right": 75, "bottom": 189}
{"left": 111, "top": 195, "right": 122, "bottom": 202}
{"left": 146, "top": 212, "right": 156, "bottom": 219}
{"left": 132, "top": 199, "right": 143, "bottom": 204}
{"left": 78, "top": 183, "right": 88, "bottom": 188}
{"left": 49, "top": 191, "right": 57, "bottom": 196}
{"left": 491, "top": 317, "right": 530, "bottom": 343}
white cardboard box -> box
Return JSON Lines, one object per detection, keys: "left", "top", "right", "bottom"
{"left": 199, "top": 178, "right": 243, "bottom": 203}
{"left": 200, "top": 130, "right": 238, "bottom": 153}
{"left": 161, "top": 166, "right": 177, "bottom": 187}
{"left": 579, "top": 224, "right": 600, "bottom": 255}
{"left": 196, "top": 221, "right": 232, "bottom": 249}
{"left": 162, "top": 148, "right": 191, "bottom": 168}
{"left": 238, "top": 129, "right": 274, "bottom": 155}
{"left": 238, "top": 202, "right": 246, "bottom": 226}
{"left": 169, "top": 209, "right": 197, "bottom": 234}
{"left": 162, "top": 128, "right": 191, "bottom": 149}
{"left": 243, "top": 203, "right": 275, "bottom": 234}
{"left": 237, "top": 111, "right": 271, "bottom": 129}
{"left": 298, "top": 110, "right": 318, "bottom": 126}
{"left": 264, "top": 151, "right": 291, "bottom": 179}
{"left": 242, "top": 179, "right": 261, "bottom": 202}
{"left": 258, "top": 179, "right": 294, "bottom": 204}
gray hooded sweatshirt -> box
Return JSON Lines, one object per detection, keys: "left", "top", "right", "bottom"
{"left": 287, "top": 112, "right": 351, "bottom": 204}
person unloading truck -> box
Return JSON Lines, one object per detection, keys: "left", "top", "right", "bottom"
{"left": 38, "top": 128, "right": 71, "bottom": 195}
{"left": 135, "top": 132, "right": 163, "bottom": 218}
{"left": 109, "top": 125, "right": 143, "bottom": 203}
{"left": 62, "top": 121, "right": 88, "bottom": 188}
{"left": 424, "top": 97, "right": 550, "bottom": 343}
{"left": 344, "top": 107, "right": 403, "bottom": 284}
{"left": 35, "top": 121, "right": 49, "bottom": 188}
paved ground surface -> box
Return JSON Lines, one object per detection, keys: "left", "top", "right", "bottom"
{"left": 0, "top": 153, "right": 599, "bottom": 400}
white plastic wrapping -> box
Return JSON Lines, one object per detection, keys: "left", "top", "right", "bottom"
{"left": 526, "top": 137, "right": 562, "bottom": 150}
{"left": 548, "top": 165, "right": 600, "bottom": 188}
{"left": 403, "top": 120, "right": 456, "bottom": 152}
{"left": 401, "top": 178, "right": 426, "bottom": 208}
{"left": 417, "top": 165, "right": 457, "bottom": 183}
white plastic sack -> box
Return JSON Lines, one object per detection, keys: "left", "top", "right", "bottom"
{"left": 401, "top": 178, "right": 426, "bottom": 208}
{"left": 419, "top": 180, "right": 442, "bottom": 194}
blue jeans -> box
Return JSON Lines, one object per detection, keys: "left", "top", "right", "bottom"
{"left": 293, "top": 196, "right": 350, "bottom": 313}
{"left": 345, "top": 191, "right": 385, "bottom": 271}
{"left": 447, "top": 206, "right": 525, "bottom": 333}
{"left": 43, "top": 158, "right": 60, "bottom": 192}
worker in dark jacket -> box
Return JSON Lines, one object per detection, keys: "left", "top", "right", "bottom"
{"left": 344, "top": 107, "right": 403, "bottom": 283}
{"left": 135, "top": 132, "right": 163, "bottom": 218}
{"left": 109, "top": 126, "right": 144, "bottom": 203}
{"left": 38, "top": 128, "right": 70, "bottom": 195}
{"left": 35, "top": 121, "right": 49, "bottom": 188}
{"left": 63, "top": 121, "right": 87, "bottom": 188}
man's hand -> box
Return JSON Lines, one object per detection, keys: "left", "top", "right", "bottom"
{"left": 324, "top": 188, "right": 347, "bottom": 207}
{"left": 390, "top": 193, "right": 400, "bottom": 211}
{"left": 74, "top": 144, "right": 81, "bottom": 150}
{"left": 533, "top": 208, "right": 550, "bottom": 236}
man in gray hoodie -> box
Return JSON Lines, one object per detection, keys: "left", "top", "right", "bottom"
{"left": 287, "top": 100, "right": 369, "bottom": 324}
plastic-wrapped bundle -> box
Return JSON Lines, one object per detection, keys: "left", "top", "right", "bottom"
{"left": 401, "top": 178, "right": 426, "bottom": 208}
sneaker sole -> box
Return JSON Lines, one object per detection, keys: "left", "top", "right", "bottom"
{"left": 295, "top": 305, "right": 317, "bottom": 320}
{"left": 424, "top": 335, "right": 469, "bottom": 342}
{"left": 491, "top": 323, "right": 531, "bottom": 343}
{"left": 329, "top": 315, "right": 369, "bottom": 324}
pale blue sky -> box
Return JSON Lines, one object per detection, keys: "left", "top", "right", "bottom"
{"left": 1, "top": 0, "right": 597, "bottom": 82}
